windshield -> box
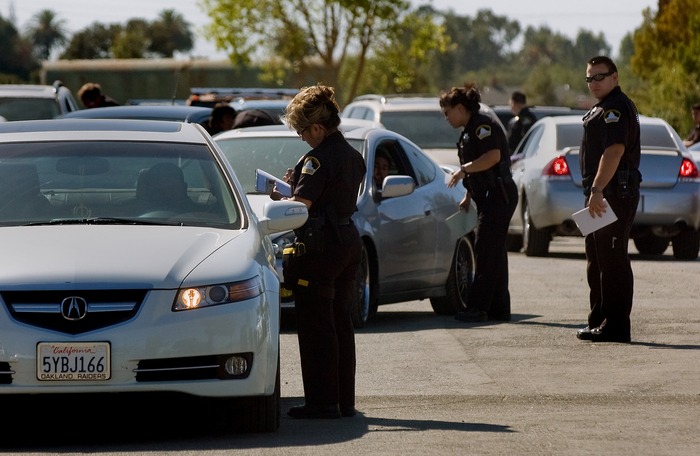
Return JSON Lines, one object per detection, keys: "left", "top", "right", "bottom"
{"left": 216, "top": 136, "right": 364, "bottom": 193}
{"left": 0, "top": 98, "right": 61, "bottom": 121}
{"left": 380, "top": 111, "right": 460, "bottom": 149}
{"left": 0, "top": 141, "right": 240, "bottom": 228}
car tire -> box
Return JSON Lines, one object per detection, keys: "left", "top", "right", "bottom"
{"left": 672, "top": 228, "right": 700, "bottom": 260}
{"left": 351, "top": 244, "right": 372, "bottom": 328}
{"left": 430, "top": 236, "right": 475, "bottom": 315}
{"left": 506, "top": 234, "right": 523, "bottom": 252}
{"left": 224, "top": 352, "right": 281, "bottom": 433}
{"left": 633, "top": 235, "right": 670, "bottom": 255}
{"left": 522, "top": 199, "right": 550, "bottom": 257}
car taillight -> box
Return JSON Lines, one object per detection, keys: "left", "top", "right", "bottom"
{"left": 542, "top": 156, "right": 571, "bottom": 179}
{"left": 679, "top": 158, "right": 699, "bottom": 179}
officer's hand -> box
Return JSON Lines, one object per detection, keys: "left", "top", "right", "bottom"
{"left": 270, "top": 189, "right": 283, "bottom": 201}
{"left": 459, "top": 192, "right": 471, "bottom": 213}
{"left": 587, "top": 192, "right": 607, "bottom": 218}
{"left": 282, "top": 168, "right": 294, "bottom": 184}
{"left": 449, "top": 169, "right": 465, "bottom": 188}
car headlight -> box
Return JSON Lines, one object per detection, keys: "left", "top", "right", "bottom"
{"left": 173, "top": 276, "right": 263, "bottom": 311}
{"left": 272, "top": 231, "right": 296, "bottom": 259}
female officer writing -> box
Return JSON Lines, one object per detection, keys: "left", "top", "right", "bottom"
{"left": 272, "top": 84, "right": 366, "bottom": 418}
{"left": 440, "top": 85, "right": 518, "bottom": 322}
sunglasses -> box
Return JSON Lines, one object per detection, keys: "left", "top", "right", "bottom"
{"left": 585, "top": 71, "right": 614, "bottom": 83}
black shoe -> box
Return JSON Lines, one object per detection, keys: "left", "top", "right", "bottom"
{"left": 340, "top": 406, "right": 357, "bottom": 417}
{"left": 455, "top": 308, "right": 488, "bottom": 322}
{"left": 577, "top": 327, "right": 630, "bottom": 343}
{"left": 287, "top": 404, "right": 341, "bottom": 419}
{"left": 488, "top": 313, "right": 511, "bottom": 321}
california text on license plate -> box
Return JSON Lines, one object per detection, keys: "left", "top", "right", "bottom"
{"left": 37, "top": 342, "right": 111, "bottom": 381}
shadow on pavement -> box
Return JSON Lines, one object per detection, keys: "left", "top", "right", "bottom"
{"left": 2, "top": 395, "right": 514, "bottom": 452}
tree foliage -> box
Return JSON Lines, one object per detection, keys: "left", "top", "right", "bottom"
{"left": 149, "top": 10, "right": 194, "bottom": 58}
{"left": 630, "top": 0, "right": 700, "bottom": 133}
{"left": 0, "top": 14, "right": 40, "bottom": 81}
{"left": 25, "top": 9, "right": 68, "bottom": 61}
{"left": 201, "top": 0, "right": 445, "bottom": 102}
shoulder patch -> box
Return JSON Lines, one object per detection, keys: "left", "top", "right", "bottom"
{"left": 604, "top": 109, "right": 621, "bottom": 123}
{"left": 476, "top": 124, "right": 492, "bottom": 139}
{"left": 301, "top": 157, "right": 321, "bottom": 175}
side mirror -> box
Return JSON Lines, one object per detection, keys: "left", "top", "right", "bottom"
{"left": 258, "top": 200, "right": 308, "bottom": 235}
{"left": 381, "top": 175, "right": 415, "bottom": 198}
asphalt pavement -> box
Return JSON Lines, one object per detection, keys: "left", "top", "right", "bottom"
{"left": 4, "top": 237, "right": 699, "bottom": 455}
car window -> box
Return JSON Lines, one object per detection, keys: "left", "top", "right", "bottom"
{"left": 0, "top": 98, "right": 62, "bottom": 121}
{"left": 380, "top": 111, "right": 460, "bottom": 149}
{"left": 641, "top": 124, "right": 678, "bottom": 149}
{"left": 0, "top": 141, "right": 240, "bottom": 228}
{"left": 521, "top": 125, "right": 545, "bottom": 159}
{"left": 351, "top": 107, "right": 369, "bottom": 119}
{"left": 400, "top": 139, "right": 436, "bottom": 186}
{"left": 556, "top": 124, "right": 584, "bottom": 150}
{"left": 372, "top": 139, "right": 419, "bottom": 186}
{"left": 216, "top": 136, "right": 364, "bottom": 193}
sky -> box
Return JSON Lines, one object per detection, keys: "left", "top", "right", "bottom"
{"left": 1, "top": 0, "right": 658, "bottom": 60}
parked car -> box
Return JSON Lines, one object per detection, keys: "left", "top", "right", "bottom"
{"left": 214, "top": 122, "right": 478, "bottom": 327}
{"left": 491, "top": 105, "right": 589, "bottom": 128}
{"left": 507, "top": 115, "right": 700, "bottom": 260}
{"left": 340, "top": 95, "right": 506, "bottom": 166}
{"left": 57, "top": 105, "right": 213, "bottom": 126}
{"left": 0, "top": 119, "right": 309, "bottom": 432}
{"left": 0, "top": 81, "right": 80, "bottom": 121}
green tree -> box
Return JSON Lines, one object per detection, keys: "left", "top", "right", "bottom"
{"left": 111, "top": 19, "right": 151, "bottom": 59}
{"left": 201, "top": 0, "right": 443, "bottom": 102}
{"left": 61, "top": 22, "right": 121, "bottom": 59}
{"left": 148, "top": 9, "right": 194, "bottom": 58}
{"left": 630, "top": 0, "right": 700, "bottom": 133}
{"left": 0, "top": 14, "right": 40, "bottom": 80}
{"left": 25, "top": 9, "right": 68, "bottom": 60}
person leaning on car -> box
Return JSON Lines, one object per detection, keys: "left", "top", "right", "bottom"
{"left": 78, "top": 83, "right": 119, "bottom": 109}
{"left": 270, "top": 84, "right": 366, "bottom": 419}
{"left": 683, "top": 103, "right": 700, "bottom": 147}
{"left": 577, "top": 55, "right": 641, "bottom": 343}
{"left": 441, "top": 84, "right": 518, "bottom": 323}
{"left": 506, "top": 91, "right": 537, "bottom": 154}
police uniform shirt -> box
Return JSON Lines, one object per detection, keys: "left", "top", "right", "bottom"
{"left": 292, "top": 130, "right": 366, "bottom": 220}
{"left": 580, "top": 86, "right": 641, "bottom": 180}
{"left": 507, "top": 106, "right": 537, "bottom": 153}
{"left": 458, "top": 112, "right": 511, "bottom": 200}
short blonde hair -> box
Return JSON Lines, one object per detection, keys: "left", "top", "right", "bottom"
{"left": 283, "top": 84, "right": 340, "bottom": 133}
{"left": 78, "top": 82, "right": 102, "bottom": 100}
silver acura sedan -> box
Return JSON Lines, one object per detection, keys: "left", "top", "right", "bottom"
{"left": 507, "top": 115, "right": 700, "bottom": 260}
{"left": 214, "top": 122, "right": 478, "bottom": 327}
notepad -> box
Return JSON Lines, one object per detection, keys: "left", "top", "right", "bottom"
{"left": 255, "top": 169, "right": 291, "bottom": 197}
{"left": 572, "top": 199, "right": 618, "bottom": 236}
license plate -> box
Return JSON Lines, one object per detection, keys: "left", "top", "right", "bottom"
{"left": 37, "top": 342, "right": 111, "bottom": 381}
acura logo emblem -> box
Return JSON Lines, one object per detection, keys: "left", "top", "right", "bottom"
{"left": 61, "top": 297, "right": 88, "bottom": 321}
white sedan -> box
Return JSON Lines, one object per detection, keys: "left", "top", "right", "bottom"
{"left": 0, "top": 119, "right": 308, "bottom": 432}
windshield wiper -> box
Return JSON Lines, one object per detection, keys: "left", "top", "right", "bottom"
{"left": 21, "top": 217, "right": 183, "bottom": 227}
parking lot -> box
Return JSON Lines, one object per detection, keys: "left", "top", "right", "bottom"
{"left": 3, "top": 237, "right": 698, "bottom": 455}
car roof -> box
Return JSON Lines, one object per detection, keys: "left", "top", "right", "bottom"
{"left": 0, "top": 119, "right": 208, "bottom": 143}
{"left": 0, "top": 85, "right": 58, "bottom": 99}
{"left": 540, "top": 114, "right": 667, "bottom": 126}
{"left": 214, "top": 119, "right": 383, "bottom": 141}
{"left": 57, "top": 105, "right": 212, "bottom": 122}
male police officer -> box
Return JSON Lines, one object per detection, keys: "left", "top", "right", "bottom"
{"left": 577, "top": 56, "right": 641, "bottom": 343}
{"left": 507, "top": 91, "right": 537, "bottom": 154}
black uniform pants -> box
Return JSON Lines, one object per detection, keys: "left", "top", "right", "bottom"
{"left": 470, "top": 182, "right": 518, "bottom": 316}
{"left": 585, "top": 193, "right": 639, "bottom": 337}
{"left": 293, "top": 224, "right": 362, "bottom": 408}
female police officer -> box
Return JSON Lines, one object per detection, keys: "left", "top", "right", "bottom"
{"left": 272, "top": 84, "right": 366, "bottom": 418}
{"left": 440, "top": 85, "right": 518, "bottom": 322}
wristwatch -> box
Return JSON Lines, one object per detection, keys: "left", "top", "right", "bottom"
{"left": 590, "top": 186, "right": 602, "bottom": 194}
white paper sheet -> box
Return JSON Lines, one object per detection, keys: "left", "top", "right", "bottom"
{"left": 572, "top": 199, "right": 618, "bottom": 236}
{"left": 255, "top": 169, "right": 291, "bottom": 197}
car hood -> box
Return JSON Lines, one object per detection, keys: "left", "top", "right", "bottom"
{"left": 0, "top": 225, "right": 244, "bottom": 290}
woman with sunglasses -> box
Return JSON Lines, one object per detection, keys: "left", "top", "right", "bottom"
{"left": 577, "top": 55, "right": 641, "bottom": 343}
{"left": 273, "top": 84, "right": 366, "bottom": 419}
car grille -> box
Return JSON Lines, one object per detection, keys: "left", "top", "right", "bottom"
{"left": 0, "top": 362, "right": 13, "bottom": 384}
{"left": 2, "top": 290, "right": 146, "bottom": 335}
{"left": 135, "top": 353, "right": 253, "bottom": 382}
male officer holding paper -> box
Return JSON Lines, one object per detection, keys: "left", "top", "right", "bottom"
{"left": 577, "top": 56, "right": 641, "bottom": 343}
